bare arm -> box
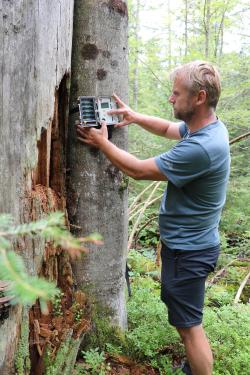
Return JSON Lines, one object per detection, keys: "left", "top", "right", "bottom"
{"left": 109, "top": 94, "right": 182, "bottom": 140}
{"left": 76, "top": 123, "right": 167, "bottom": 181}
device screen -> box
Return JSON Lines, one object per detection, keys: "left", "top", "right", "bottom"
{"left": 101, "top": 102, "right": 110, "bottom": 109}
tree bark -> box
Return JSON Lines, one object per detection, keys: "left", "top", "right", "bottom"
{"left": 0, "top": 1, "right": 74, "bottom": 373}
{"left": 132, "top": 0, "right": 140, "bottom": 111}
{"left": 167, "top": 0, "right": 172, "bottom": 66}
{"left": 68, "top": 0, "right": 128, "bottom": 329}
{"left": 184, "top": 0, "right": 188, "bottom": 56}
{"left": 204, "top": 0, "right": 211, "bottom": 58}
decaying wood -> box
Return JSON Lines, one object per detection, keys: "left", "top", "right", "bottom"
{"left": 0, "top": 1, "right": 74, "bottom": 373}
{"left": 129, "top": 181, "right": 158, "bottom": 212}
{"left": 234, "top": 271, "right": 250, "bottom": 304}
{"left": 134, "top": 214, "right": 158, "bottom": 246}
{"left": 229, "top": 131, "right": 250, "bottom": 145}
{"left": 207, "top": 259, "right": 236, "bottom": 286}
{"left": 128, "top": 182, "right": 161, "bottom": 251}
{"left": 129, "top": 194, "right": 162, "bottom": 222}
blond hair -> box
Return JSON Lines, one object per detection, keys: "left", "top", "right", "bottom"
{"left": 171, "top": 61, "right": 221, "bottom": 108}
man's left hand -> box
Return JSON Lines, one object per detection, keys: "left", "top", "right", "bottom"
{"left": 76, "top": 121, "right": 108, "bottom": 148}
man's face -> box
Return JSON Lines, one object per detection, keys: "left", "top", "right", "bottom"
{"left": 169, "top": 76, "right": 197, "bottom": 122}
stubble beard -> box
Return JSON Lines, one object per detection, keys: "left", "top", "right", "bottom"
{"left": 173, "top": 107, "right": 196, "bottom": 123}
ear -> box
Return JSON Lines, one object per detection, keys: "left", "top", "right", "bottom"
{"left": 196, "top": 90, "right": 207, "bottom": 105}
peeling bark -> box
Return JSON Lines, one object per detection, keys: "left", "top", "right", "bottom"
{"left": 0, "top": 1, "right": 74, "bottom": 373}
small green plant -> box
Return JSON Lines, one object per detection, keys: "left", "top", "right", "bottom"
{"left": 105, "top": 342, "right": 123, "bottom": 356}
{"left": 71, "top": 302, "right": 84, "bottom": 323}
{"left": 127, "top": 249, "right": 157, "bottom": 277}
{"left": 80, "top": 348, "right": 111, "bottom": 375}
{"left": 205, "top": 285, "right": 234, "bottom": 307}
{"left": 52, "top": 291, "right": 64, "bottom": 316}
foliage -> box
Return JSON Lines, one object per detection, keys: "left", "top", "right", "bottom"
{"left": 0, "top": 212, "right": 94, "bottom": 310}
{"left": 127, "top": 249, "right": 157, "bottom": 276}
{"left": 126, "top": 277, "right": 182, "bottom": 360}
{"left": 78, "top": 348, "right": 111, "bottom": 375}
{"left": 52, "top": 291, "right": 64, "bottom": 317}
{"left": 124, "top": 275, "right": 250, "bottom": 374}
{"left": 204, "top": 305, "right": 250, "bottom": 375}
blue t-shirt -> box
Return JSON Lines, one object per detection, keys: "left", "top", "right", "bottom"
{"left": 155, "top": 120, "right": 230, "bottom": 250}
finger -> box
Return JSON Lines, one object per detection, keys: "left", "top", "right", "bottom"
{"left": 114, "top": 120, "right": 129, "bottom": 128}
{"left": 108, "top": 108, "right": 126, "bottom": 115}
{"left": 76, "top": 126, "right": 86, "bottom": 136}
{"left": 76, "top": 124, "right": 90, "bottom": 134}
{"left": 76, "top": 128, "right": 91, "bottom": 139}
{"left": 77, "top": 136, "right": 88, "bottom": 144}
{"left": 100, "top": 121, "right": 108, "bottom": 138}
{"left": 112, "top": 93, "right": 126, "bottom": 108}
{"left": 75, "top": 120, "right": 80, "bottom": 125}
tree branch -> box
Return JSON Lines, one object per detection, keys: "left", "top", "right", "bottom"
{"left": 234, "top": 271, "right": 250, "bottom": 304}
{"left": 229, "top": 131, "right": 250, "bottom": 145}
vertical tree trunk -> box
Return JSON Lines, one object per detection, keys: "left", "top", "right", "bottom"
{"left": 219, "top": 16, "right": 225, "bottom": 57}
{"left": 204, "top": 0, "right": 211, "bottom": 58}
{"left": 167, "top": 0, "right": 172, "bottom": 66}
{"left": 0, "top": 1, "right": 74, "bottom": 373}
{"left": 214, "top": 10, "right": 226, "bottom": 58}
{"left": 68, "top": 0, "right": 128, "bottom": 329}
{"left": 132, "top": 0, "right": 140, "bottom": 110}
{"left": 184, "top": 0, "right": 188, "bottom": 56}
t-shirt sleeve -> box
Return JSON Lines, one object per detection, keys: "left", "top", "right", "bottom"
{"left": 179, "top": 122, "right": 188, "bottom": 138}
{"left": 154, "top": 140, "right": 211, "bottom": 188}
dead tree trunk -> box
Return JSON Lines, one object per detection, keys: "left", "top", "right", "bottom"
{"left": 0, "top": 1, "right": 74, "bottom": 373}
{"left": 67, "top": 0, "right": 129, "bottom": 329}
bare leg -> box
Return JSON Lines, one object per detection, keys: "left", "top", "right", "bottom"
{"left": 177, "top": 325, "right": 213, "bottom": 375}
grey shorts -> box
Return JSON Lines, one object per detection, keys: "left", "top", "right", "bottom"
{"left": 161, "top": 242, "right": 220, "bottom": 328}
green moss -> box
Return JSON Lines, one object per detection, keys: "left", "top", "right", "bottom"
{"left": 44, "top": 330, "right": 82, "bottom": 375}
{"left": 119, "top": 174, "right": 129, "bottom": 192}
{"left": 15, "top": 309, "right": 31, "bottom": 375}
{"left": 83, "top": 303, "right": 127, "bottom": 353}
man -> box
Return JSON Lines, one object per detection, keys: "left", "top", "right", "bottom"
{"left": 76, "top": 61, "right": 230, "bottom": 375}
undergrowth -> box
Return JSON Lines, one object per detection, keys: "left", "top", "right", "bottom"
{"left": 75, "top": 243, "right": 250, "bottom": 375}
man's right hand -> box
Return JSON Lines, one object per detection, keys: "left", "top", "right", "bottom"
{"left": 108, "top": 93, "right": 138, "bottom": 127}
{"left": 109, "top": 93, "right": 181, "bottom": 140}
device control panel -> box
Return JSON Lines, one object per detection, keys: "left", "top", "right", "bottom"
{"left": 78, "top": 96, "right": 119, "bottom": 127}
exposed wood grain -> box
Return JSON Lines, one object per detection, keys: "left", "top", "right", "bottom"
{"left": 0, "top": 1, "right": 74, "bottom": 373}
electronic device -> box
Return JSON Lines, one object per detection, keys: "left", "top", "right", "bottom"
{"left": 78, "top": 96, "right": 120, "bottom": 127}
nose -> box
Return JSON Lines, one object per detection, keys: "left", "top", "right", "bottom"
{"left": 169, "top": 94, "right": 174, "bottom": 104}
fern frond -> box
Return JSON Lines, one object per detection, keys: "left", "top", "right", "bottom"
{"left": 0, "top": 214, "right": 14, "bottom": 234}
{"left": 0, "top": 248, "right": 58, "bottom": 308}
{"left": 4, "top": 212, "right": 87, "bottom": 254}
{"left": 0, "top": 236, "right": 11, "bottom": 250}
{"left": 0, "top": 211, "right": 100, "bottom": 308}
{"left": 6, "top": 212, "right": 65, "bottom": 236}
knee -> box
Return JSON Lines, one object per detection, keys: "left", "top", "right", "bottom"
{"left": 176, "top": 325, "right": 202, "bottom": 343}
{"left": 176, "top": 327, "right": 191, "bottom": 342}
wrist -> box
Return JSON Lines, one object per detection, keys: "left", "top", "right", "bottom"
{"left": 132, "top": 111, "right": 142, "bottom": 124}
{"left": 98, "top": 136, "right": 110, "bottom": 151}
